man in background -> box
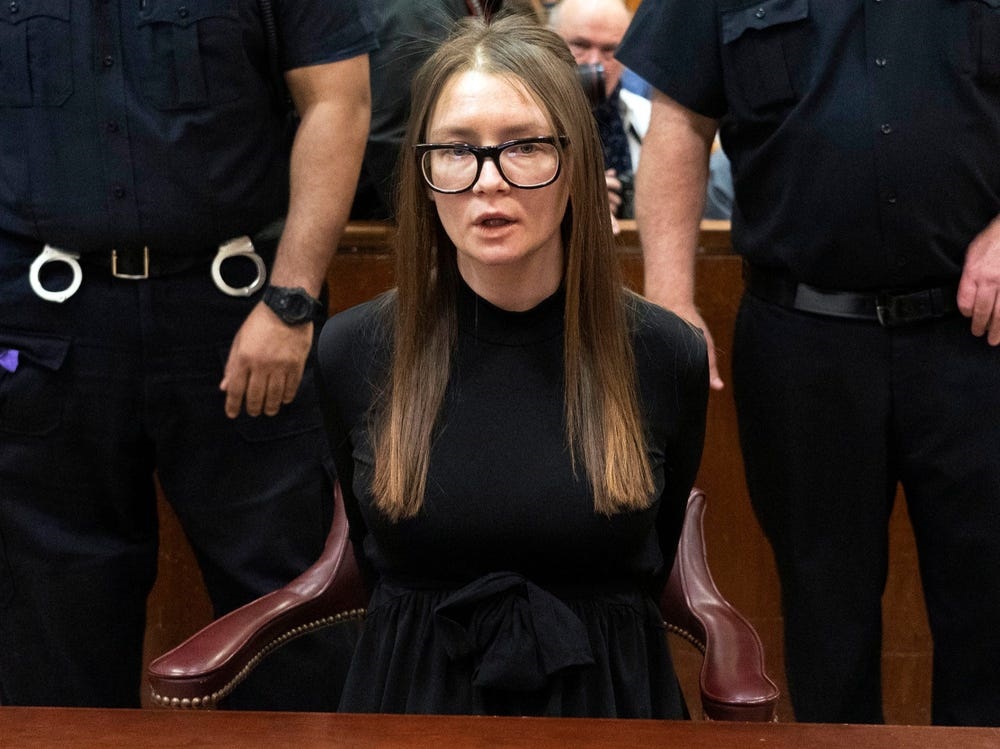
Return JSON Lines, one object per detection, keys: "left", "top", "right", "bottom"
{"left": 550, "top": 0, "right": 732, "bottom": 219}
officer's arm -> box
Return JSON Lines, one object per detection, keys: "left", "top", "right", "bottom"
{"left": 272, "top": 54, "right": 371, "bottom": 296}
{"left": 220, "top": 53, "right": 371, "bottom": 419}
{"left": 635, "top": 90, "right": 722, "bottom": 389}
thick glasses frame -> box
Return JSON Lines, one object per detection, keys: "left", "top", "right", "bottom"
{"left": 415, "top": 135, "right": 570, "bottom": 194}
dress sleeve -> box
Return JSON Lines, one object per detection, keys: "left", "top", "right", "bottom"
{"left": 316, "top": 300, "right": 385, "bottom": 587}
{"left": 631, "top": 302, "right": 710, "bottom": 588}
{"left": 656, "top": 323, "right": 709, "bottom": 576}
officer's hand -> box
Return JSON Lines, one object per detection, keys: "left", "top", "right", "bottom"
{"left": 605, "top": 169, "right": 623, "bottom": 235}
{"left": 220, "top": 303, "right": 313, "bottom": 418}
{"left": 661, "top": 302, "right": 724, "bottom": 391}
{"left": 958, "top": 214, "right": 1000, "bottom": 346}
{"left": 606, "top": 168, "right": 623, "bottom": 216}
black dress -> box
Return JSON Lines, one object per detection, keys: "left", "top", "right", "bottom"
{"left": 317, "top": 281, "right": 708, "bottom": 718}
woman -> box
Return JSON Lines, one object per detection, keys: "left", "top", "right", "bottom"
{"left": 318, "top": 13, "right": 708, "bottom": 718}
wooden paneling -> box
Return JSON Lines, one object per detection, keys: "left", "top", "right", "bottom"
{"left": 8, "top": 707, "right": 1000, "bottom": 749}
{"left": 144, "top": 221, "right": 933, "bottom": 724}
{"left": 5, "top": 708, "right": 1000, "bottom": 749}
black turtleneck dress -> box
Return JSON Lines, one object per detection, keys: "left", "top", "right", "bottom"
{"left": 316, "top": 280, "right": 708, "bottom": 718}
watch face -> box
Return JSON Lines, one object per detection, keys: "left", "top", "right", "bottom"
{"left": 279, "top": 294, "right": 309, "bottom": 320}
{"left": 266, "top": 286, "right": 316, "bottom": 324}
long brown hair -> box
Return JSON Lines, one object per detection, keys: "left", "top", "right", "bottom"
{"left": 372, "top": 13, "right": 653, "bottom": 520}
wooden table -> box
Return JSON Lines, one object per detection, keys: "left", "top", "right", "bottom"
{"left": 2, "top": 708, "right": 998, "bottom": 749}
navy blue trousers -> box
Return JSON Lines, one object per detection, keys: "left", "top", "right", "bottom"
{"left": 733, "top": 292, "right": 1000, "bottom": 726}
{"left": 0, "top": 236, "right": 348, "bottom": 708}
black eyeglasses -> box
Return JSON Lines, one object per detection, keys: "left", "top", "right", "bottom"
{"left": 415, "top": 135, "right": 570, "bottom": 194}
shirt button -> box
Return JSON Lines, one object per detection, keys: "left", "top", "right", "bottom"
{"left": 102, "top": 55, "right": 114, "bottom": 68}
{"left": 880, "top": 123, "right": 893, "bottom": 134}
{"left": 9, "top": 1, "right": 19, "bottom": 13}
{"left": 887, "top": 194, "right": 897, "bottom": 204}
{"left": 177, "top": 6, "right": 188, "bottom": 17}
{"left": 755, "top": 7, "right": 766, "bottom": 18}
{"left": 113, "top": 186, "right": 126, "bottom": 198}
{"left": 875, "top": 57, "right": 887, "bottom": 67}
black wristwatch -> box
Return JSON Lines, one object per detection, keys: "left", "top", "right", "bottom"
{"left": 262, "top": 285, "right": 325, "bottom": 325}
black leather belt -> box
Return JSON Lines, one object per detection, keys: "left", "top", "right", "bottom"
{"left": 83, "top": 246, "right": 209, "bottom": 279}
{"left": 744, "top": 264, "right": 958, "bottom": 327}
{"left": 27, "top": 235, "right": 271, "bottom": 303}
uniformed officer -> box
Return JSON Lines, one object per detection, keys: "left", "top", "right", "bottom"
{"left": 0, "top": 0, "right": 375, "bottom": 707}
{"left": 618, "top": 0, "right": 1000, "bottom": 727}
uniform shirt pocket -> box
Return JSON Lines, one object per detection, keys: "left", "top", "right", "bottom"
{"left": 134, "top": 0, "right": 242, "bottom": 110}
{"left": 0, "top": 332, "right": 70, "bottom": 436}
{"left": 947, "top": 0, "right": 1000, "bottom": 84}
{"left": 720, "top": 0, "right": 809, "bottom": 111}
{"left": 974, "top": 0, "right": 1000, "bottom": 83}
{"left": 0, "top": 0, "right": 72, "bottom": 107}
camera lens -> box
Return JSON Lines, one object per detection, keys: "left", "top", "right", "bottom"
{"left": 617, "top": 171, "right": 635, "bottom": 219}
{"left": 576, "top": 63, "right": 606, "bottom": 108}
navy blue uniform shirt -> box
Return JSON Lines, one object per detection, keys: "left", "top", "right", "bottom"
{"left": 0, "top": 0, "right": 376, "bottom": 254}
{"left": 617, "top": 0, "right": 1000, "bottom": 291}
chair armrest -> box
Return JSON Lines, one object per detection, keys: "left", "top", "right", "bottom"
{"left": 147, "top": 482, "right": 368, "bottom": 708}
{"left": 660, "top": 488, "right": 780, "bottom": 721}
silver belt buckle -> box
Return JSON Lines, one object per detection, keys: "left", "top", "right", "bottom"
{"left": 111, "top": 246, "right": 150, "bottom": 279}
{"left": 211, "top": 236, "right": 267, "bottom": 297}
{"left": 29, "top": 245, "right": 83, "bottom": 303}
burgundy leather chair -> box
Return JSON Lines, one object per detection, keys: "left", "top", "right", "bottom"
{"left": 148, "top": 485, "right": 779, "bottom": 721}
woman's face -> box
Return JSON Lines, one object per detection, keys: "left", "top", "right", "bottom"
{"left": 424, "top": 70, "right": 570, "bottom": 308}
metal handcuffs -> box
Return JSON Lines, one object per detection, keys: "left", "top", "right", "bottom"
{"left": 29, "top": 236, "right": 267, "bottom": 303}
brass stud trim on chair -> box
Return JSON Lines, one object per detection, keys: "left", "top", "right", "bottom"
{"left": 664, "top": 622, "right": 707, "bottom": 655}
{"left": 150, "top": 608, "right": 367, "bottom": 709}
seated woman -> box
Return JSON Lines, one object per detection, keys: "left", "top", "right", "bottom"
{"left": 317, "top": 12, "right": 708, "bottom": 718}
